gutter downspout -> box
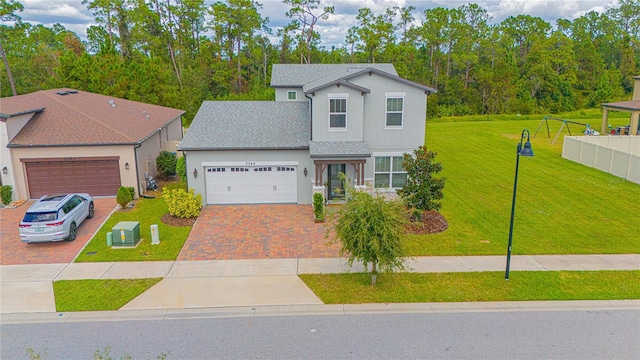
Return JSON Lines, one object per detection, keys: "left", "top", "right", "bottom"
{"left": 305, "top": 93, "right": 313, "bottom": 141}
{"left": 134, "top": 143, "right": 142, "bottom": 198}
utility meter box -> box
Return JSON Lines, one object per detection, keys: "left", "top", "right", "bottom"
{"left": 112, "top": 221, "right": 140, "bottom": 247}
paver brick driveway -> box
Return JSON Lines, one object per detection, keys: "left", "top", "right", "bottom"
{"left": 0, "top": 197, "right": 116, "bottom": 265}
{"left": 178, "top": 204, "right": 340, "bottom": 260}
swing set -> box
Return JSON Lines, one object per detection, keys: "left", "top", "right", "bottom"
{"left": 533, "top": 116, "right": 592, "bottom": 144}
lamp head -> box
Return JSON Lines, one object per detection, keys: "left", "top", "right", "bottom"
{"left": 519, "top": 140, "right": 534, "bottom": 157}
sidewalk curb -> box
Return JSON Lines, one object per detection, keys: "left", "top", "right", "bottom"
{"left": 2, "top": 300, "right": 638, "bottom": 325}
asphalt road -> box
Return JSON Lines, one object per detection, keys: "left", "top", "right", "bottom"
{"left": 2, "top": 309, "right": 638, "bottom": 359}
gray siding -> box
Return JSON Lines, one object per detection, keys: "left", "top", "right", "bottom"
{"left": 356, "top": 74, "right": 427, "bottom": 151}
{"left": 275, "top": 88, "right": 306, "bottom": 102}
{"left": 310, "top": 86, "right": 364, "bottom": 142}
{"left": 184, "top": 149, "right": 314, "bottom": 205}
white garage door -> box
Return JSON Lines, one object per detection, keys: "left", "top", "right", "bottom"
{"left": 205, "top": 165, "right": 297, "bottom": 204}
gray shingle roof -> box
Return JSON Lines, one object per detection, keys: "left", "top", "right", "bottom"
{"left": 271, "top": 63, "right": 397, "bottom": 87}
{"left": 305, "top": 68, "right": 436, "bottom": 94}
{"left": 309, "top": 141, "right": 371, "bottom": 158}
{"left": 179, "top": 101, "right": 310, "bottom": 150}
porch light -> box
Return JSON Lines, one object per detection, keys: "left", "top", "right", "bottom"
{"left": 193, "top": 168, "right": 198, "bottom": 178}
{"left": 304, "top": 167, "right": 308, "bottom": 177}
{"left": 125, "top": 162, "right": 129, "bottom": 170}
{"left": 2, "top": 167, "right": 7, "bottom": 174}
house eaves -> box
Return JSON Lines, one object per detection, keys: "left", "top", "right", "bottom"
{"left": 0, "top": 108, "right": 45, "bottom": 119}
{"left": 304, "top": 80, "right": 371, "bottom": 95}
{"left": 179, "top": 146, "right": 310, "bottom": 151}
{"left": 341, "top": 68, "right": 437, "bottom": 94}
{"left": 7, "top": 142, "right": 140, "bottom": 148}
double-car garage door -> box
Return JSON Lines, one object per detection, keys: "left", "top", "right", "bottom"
{"left": 24, "top": 158, "right": 121, "bottom": 198}
{"left": 205, "top": 164, "right": 297, "bottom": 204}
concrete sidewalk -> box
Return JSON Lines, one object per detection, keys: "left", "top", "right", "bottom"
{"left": 1, "top": 254, "right": 639, "bottom": 314}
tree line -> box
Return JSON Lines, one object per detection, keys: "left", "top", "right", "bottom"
{"left": 1, "top": 0, "right": 638, "bottom": 125}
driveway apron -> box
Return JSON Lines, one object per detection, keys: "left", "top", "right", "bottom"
{"left": 178, "top": 205, "right": 340, "bottom": 260}
{"left": 0, "top": 197, "right": 116, "bottom": 265}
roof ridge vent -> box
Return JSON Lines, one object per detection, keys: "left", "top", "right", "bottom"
{"left": 56, "top": 91, "right": 69, "bottom": 96}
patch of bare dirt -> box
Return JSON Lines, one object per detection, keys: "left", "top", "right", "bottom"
{"left": 161, "top": 213, "right": 197, "bottom": 227}
{"left": 407, "top": 210, "right": 449, "bottom": 234}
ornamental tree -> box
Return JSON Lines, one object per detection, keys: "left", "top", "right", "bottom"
{"left": 398, "top": 146, "right": 446, "bottom": 211}
{"left": 332, "top": 182, "right": 407, "bottom": 286}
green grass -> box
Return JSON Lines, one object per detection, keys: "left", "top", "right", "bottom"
{"left": 433, "top": 108, "right": 631, "bottom": 124}
{"left": 405, "top": 118, "right": 640, "bottom": 256}
{"left": 74, "top": 194, "right": 192, "bottom": 262}
{"left": 53, "top": 278, "right": 162, "bottom": 311}
{"left": 300, "top": 271, "right": 640, "bottom": 303}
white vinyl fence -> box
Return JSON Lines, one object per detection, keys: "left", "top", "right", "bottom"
{"left": 562, "top": 136, "right": 640, "bottom": 184}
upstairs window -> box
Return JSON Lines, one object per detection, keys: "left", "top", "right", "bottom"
{"left": 386, "top": 97, "right": 404, "bottom": 128}
{"left": 287, "top": 91, "right": 297, "bottom": 100}
{"left": 329, "top": 98, "right": 347, "bottom": 129}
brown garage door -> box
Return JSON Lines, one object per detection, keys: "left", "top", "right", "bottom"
{"left": 25, "top": 158, "right": 121, "bottom": 198}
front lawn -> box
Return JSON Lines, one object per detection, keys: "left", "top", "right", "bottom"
{"left": 300, "top": 271, "right": 640, "bottom": 304}
{"left": 405, "top": 118, "right": 640, "bottom": 256}
{"left": 75, "top": 194, "right": 192, "bottom": 262}
{"left": 54, "top": 278, "right": 162, "bottom": 311}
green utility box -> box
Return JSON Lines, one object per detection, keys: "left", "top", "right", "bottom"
{"left": 111, "top": 221, "right": 141, "bottom": 247}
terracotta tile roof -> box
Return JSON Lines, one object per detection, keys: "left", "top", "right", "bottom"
{"left": 1, "top": 89, "right": 184, "bottom": 146}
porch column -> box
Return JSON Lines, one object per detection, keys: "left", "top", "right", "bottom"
{"left": 601, "top": 108, "right": 609, "bottom": 134}
{"left": 630, "top": 111, "right": 640, "bottom": 136}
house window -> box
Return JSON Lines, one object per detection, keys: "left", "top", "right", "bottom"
{"left": 287, "top": 91, "right": 297, "bottom": 100}
{"left": 386, "top": 97, "right": 404, "bottom": 128}
{"left": 374, "top": 156, "right": 407, "bottom": 189}
{"left": 329, "top": 98, "right": 347, "bottom": 129}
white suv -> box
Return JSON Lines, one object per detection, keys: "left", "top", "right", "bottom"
{"left": 19, "top": 194, "right": 94, "bottom": 243}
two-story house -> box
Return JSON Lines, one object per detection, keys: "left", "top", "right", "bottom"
{"left": 179, "top": 64, "right": 435, "bottom": 205}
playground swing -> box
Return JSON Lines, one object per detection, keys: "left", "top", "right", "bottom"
{"left": 533, "top": 116, "right": 593, "bottom": 144}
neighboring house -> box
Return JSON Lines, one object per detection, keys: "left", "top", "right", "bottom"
{"left": 0, "top": 89, "right": 184, "bottom": 201}
{"left": 179, "top": 64, "right": 435, "bottom": 205}
{"left": 600, "top": 76, "right": 640, "bottom": 135}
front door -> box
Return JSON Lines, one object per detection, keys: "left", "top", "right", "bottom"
{"left": 328, "top": 164, "right": 346, "bottom": 200}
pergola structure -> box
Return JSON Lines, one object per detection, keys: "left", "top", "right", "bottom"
{"left": 601, "top": 76, "right": 640, "bottom": 135}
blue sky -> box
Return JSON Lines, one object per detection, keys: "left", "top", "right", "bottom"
{"left": 17, "top": 0, "right": 615, "bottom": 48}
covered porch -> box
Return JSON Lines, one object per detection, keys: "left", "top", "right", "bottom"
{"left": 600, "top": 100, "right": 640, "bottom": 136}
{"left": 309, "top": 141, "right": 370, "bottom": 201}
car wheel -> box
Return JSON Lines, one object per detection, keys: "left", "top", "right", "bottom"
{"left": 87, "top": 201, "right": 95, "bottom": 219}
{"left": 66, "top": 222, "right": 77, "bottom": 241}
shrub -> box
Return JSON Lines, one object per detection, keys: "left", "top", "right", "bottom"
{"left": 1, "top": 185, "right": 12, "bottom": 205}
{"left": 162, "top": 188, "right": 202, "bottom": 219}
{"left": 156, "top": 151, "right": 177, "bottom": 178}
{"left": 176, "top": 156, "right": 186, "bottom": 182}
{"left": 127, "top": 186, "right": 135, "bottom": 199}
{"left": 398, "top": 146, "right": 446, "bottom": 211}
{"left": 313, "top": 192, "right": 325, "bottom": 222}
{"left": 116, "top": 186, "right": 133, "bottom": 208}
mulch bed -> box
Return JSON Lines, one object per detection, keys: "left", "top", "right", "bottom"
{"left": 407, "top": 210, "right": 449, "bottom": 234}
{"left": 161, "top": 213, "right": 197, "bottom": 227}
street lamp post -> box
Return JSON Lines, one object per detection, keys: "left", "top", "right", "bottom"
{"left": 505, "top": 129, "right": 534, "bottom": 280}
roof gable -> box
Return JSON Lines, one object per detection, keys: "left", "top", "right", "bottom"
{"left": 305, "top": 68, "right": 436, "bottom": 94}
{"left": 270, "top": 63, "right": 398, "bottom": 87}
{"left": 1, "top": 89, "right": 184, "bottom": 146}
